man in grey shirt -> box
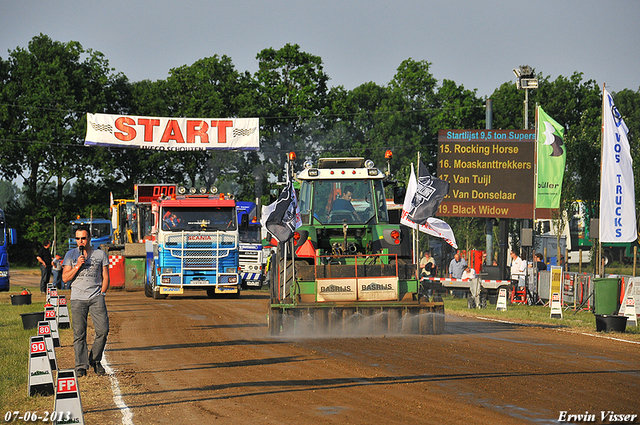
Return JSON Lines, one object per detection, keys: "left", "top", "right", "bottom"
{"left": 62, "top": 226, "right": 110, "bottom": 377}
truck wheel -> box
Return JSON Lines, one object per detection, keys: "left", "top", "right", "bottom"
{"left": 268, "top": 308, "right": 282, "bottom": 336}
{"left": 144, "top": 282, "right": 152, "bottom": 298}
{"left": 151, "top": 269, "right": 167, "bottom": 300}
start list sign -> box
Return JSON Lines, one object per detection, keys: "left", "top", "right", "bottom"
{"left": 437, "top": 129, "right": 535, "bottom": 218}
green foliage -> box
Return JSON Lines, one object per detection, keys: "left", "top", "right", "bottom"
{"left": 2, "top": 34, "right": 640, "bottom": 265}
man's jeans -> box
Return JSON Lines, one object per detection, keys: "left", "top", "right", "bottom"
{"left": 70, "top": 295, "right": 109, "bottom": 371}
{"left": 39, "top": 265, "right": 51, "bottom": 293}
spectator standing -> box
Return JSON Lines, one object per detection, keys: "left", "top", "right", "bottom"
{"left": 52, "top": 254, "right": 63, "bottom": 289}
{"left": 36, "top": 240, "right": 53, "bottom": 294}
{"left": 448, "top": 253, "right": 467, "bottom": 279}
{"left": 509, "top": 250, "right": 527, "bottom": 289}
{"left": 534, "top": 253, "right": 547, "bottom": 271}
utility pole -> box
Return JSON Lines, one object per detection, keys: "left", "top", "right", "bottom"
{"left": 485, "top": 99, "right": 493, "bottom": 266}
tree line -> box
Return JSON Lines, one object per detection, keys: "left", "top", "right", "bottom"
{"left": 1, "top": 34, "right": 639, "bottom": 265}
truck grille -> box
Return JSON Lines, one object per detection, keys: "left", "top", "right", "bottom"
{"left": 162, "top": 232, "right": 237, "bottom": 271}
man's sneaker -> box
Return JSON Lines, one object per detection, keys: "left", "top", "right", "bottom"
{"left": 93, "top": 361, "right": 106, "bottom": 376}
{"left": 76, "top": 368, "right": 87, "bottom": 377}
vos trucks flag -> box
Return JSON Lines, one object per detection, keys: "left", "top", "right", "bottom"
{"left": 536, "top": 106, "right": 566, "bottom": 209}
{"left": 85, "top": 113, "right": 259, "bottom": 151}
{"left": 600, "top": 88, "right": 636, "bottom": 242}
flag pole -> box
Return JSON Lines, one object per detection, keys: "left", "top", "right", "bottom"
{"left": 599, "top": 83, "right": 605, "bottom": 276}
{"left": 533, "top": 104, "right": 538, "bottom": 261}
{"left": 415, "top": 153, "right": 421, "bottom": 280}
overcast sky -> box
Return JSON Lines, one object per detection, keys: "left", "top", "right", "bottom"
{"left": 1, "top": 0, "right": 639, "bottom": 99}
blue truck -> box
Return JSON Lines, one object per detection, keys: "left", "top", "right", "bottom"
{"left": 144, "top": 187, "right": 241, "bottom": 299}
{"left": 68, "top": 218, "right": 113, "bottom": 250}
{"left": 236, "top": 201, "right": 264, "bottom": 289}
{"left": 0, "top": 208, "right": 17, "bottom": 291}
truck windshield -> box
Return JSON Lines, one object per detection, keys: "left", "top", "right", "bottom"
{"left": 161, "top": 207, "right": 237, "bottom": 231}
{"left": 299, "top": 179, "right": 389, "bottom": 224}
{"left": 71, "top": 223, "right": 112, "bottom": 240}
{"left": 239, "top": 226, "right": 262, "bottom": 243}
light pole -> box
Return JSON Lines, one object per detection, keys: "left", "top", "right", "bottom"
{"left": 512, "top": 65, "right": 538, "bottom": 129}
{"left": 512, "top": 65, "right": 539, "bottom": 266}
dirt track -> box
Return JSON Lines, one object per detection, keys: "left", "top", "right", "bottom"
{"left": 86, "top": 289, "right": 639, "bottom": 425}
{"left": 9, "top": 272, "right": 640, "bottom": 424}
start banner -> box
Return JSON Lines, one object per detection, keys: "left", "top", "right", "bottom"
{"left": 85, "top": 113, "right": 259, "bottom": 151}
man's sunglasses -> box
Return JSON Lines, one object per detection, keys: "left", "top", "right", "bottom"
{"left": 75, "top": 237, "right": 88, "bottom": 241}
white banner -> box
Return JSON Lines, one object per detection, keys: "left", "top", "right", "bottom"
{"left": 600, "top": 89, "right": 636, "bottom": 242}
{"left": 85, "top": 113, "right": 259, "bottom": 151}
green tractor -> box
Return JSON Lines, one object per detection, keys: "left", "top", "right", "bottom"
{"left": 267, "top": 157, "right": 445, "bottom": 336}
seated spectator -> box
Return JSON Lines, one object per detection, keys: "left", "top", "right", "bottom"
{"left": 461, "top": 265, "right": 476, "bottom": 280}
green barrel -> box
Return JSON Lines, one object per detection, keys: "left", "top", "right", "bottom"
{"left": 593, "top": 278, "right": 620, "bottom": 315}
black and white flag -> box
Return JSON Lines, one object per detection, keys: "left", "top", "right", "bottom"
{"left": 406, "top": 160, "right": 449, "bottom": 225}
{"left": 400, "top": 163, "right": 457, "bottom": 248}
{"left": 264, "top": 169, "right": 302, "bottom": 243}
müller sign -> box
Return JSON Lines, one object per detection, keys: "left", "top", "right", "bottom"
{"left": 437, "top": 129, "right": 535, "bottom": 219}
{"left": 84, "top": 113, "right": 259, "bottom": 151}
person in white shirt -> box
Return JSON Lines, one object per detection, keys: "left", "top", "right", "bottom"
{"left": 461, "top": 265, "right": 476, "bottom": 280}
{"left": 509, "top": 250, "right": 527, "bottom": 289}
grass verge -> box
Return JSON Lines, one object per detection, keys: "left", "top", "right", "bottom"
{"left": 442, "top": 294, "right": 640, "bottom": 341}
{"left": 0, "top": 288, "right": 74, "bottom": 415}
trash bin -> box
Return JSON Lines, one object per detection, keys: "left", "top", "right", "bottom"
{"left": 20, "top": 311, "right": 45, "bottom": 330}
{"left": 593, "top": 278, "right": 620, "bottom": 315}
{"left": 595, "top": 314, "right": 627, "bottom": 332}
{"left": 11, "top": 293, "right": 32, "bottom": 305}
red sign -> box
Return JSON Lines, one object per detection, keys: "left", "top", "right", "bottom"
{"left": 57, "top": 378, "right": 77, "bottom": 393}
{"left": 45, "top": 310, "right": 56, "bottom": 318}
{"left": 38, "top": 325, "right": 51, "bottom": 335}
{"left": 30, "top": 341, "right": 46, "bottom": 354}
{"left": 136, "top": 184, "right": 178, "bottom": 204}
{"left": 59, "top": 297, "right": 67, "bottom": 305}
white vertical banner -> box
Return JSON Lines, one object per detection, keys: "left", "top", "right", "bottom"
{"left": 600, "top": 88, "right": 636, "bottom": 243}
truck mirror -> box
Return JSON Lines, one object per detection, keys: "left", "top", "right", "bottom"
{"left": 240, "top": 214, "right": 249, "bottom": 230}
{"left": 8, "top": 228, "right": 17, "bottom": 245}
{"left": 393, "top": 186, "right": 406, "bottom": 205}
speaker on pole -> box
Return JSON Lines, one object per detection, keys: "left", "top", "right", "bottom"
{"left": 521, "top": 228, "right": 533, "bottom": 247}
